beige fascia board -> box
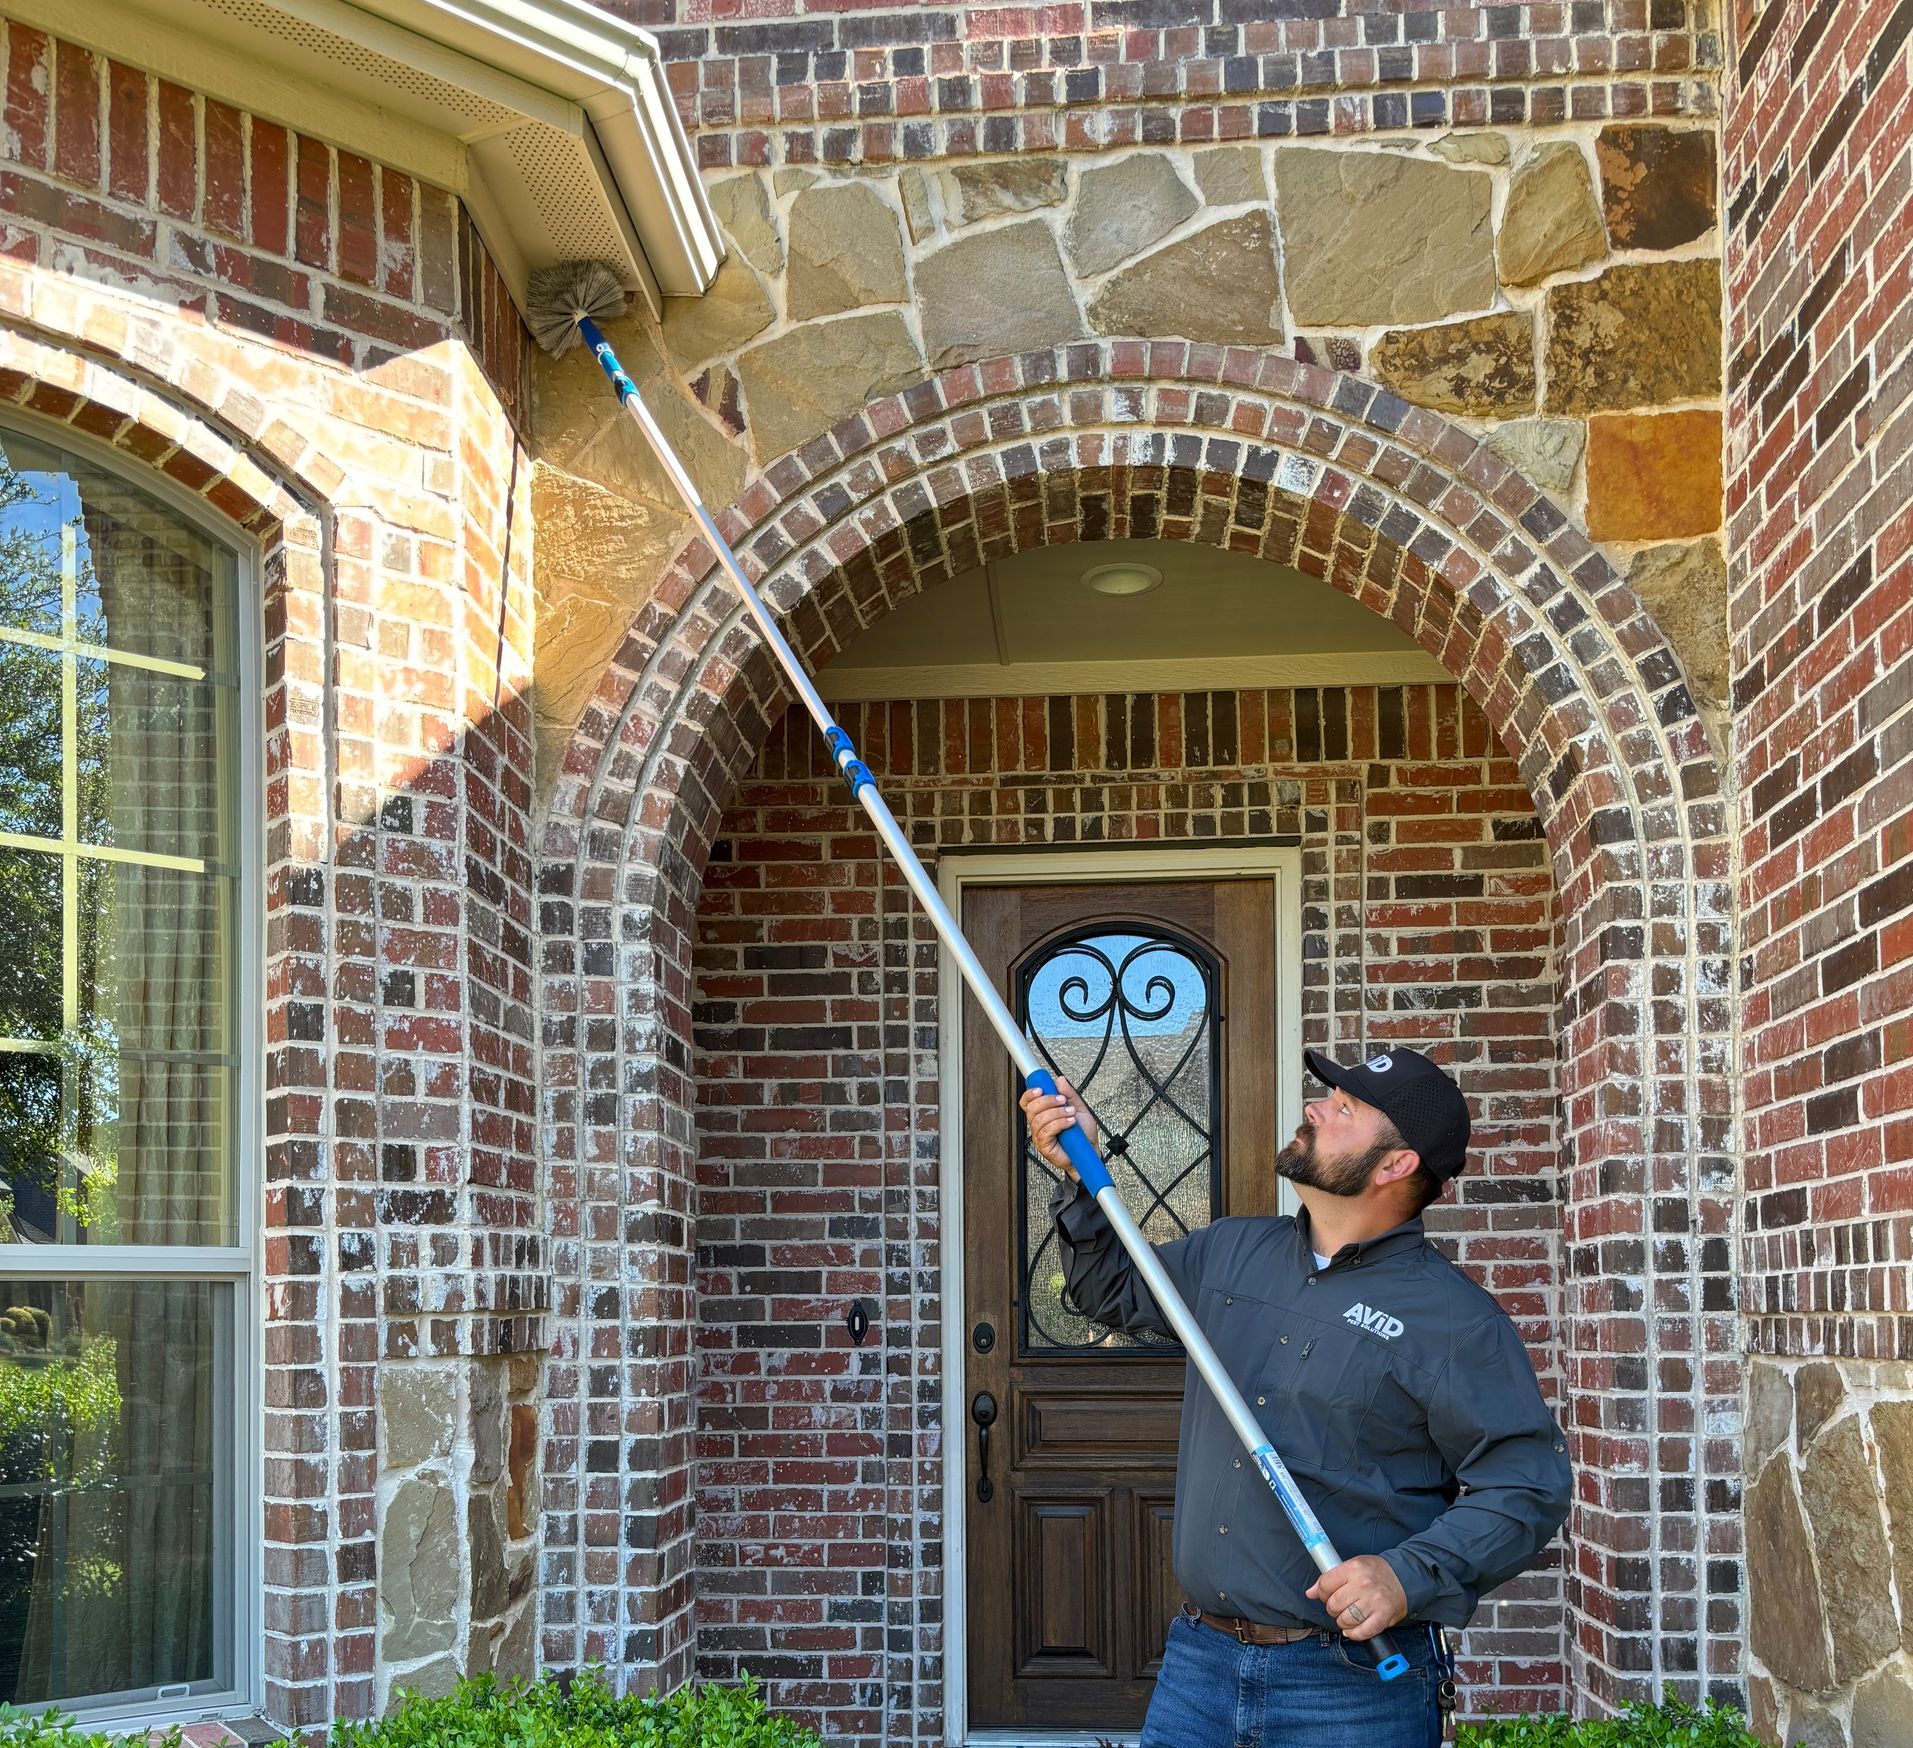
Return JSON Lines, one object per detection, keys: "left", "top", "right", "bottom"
{"left": 814, "top": 651, "right": 1457, "bottom": 702}
{"left": 350, "top": 0, "right": 722, "bottom": 297}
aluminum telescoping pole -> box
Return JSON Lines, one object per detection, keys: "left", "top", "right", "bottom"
{"left": 576, "top": 318, "right": 1410, "bottom": 1682}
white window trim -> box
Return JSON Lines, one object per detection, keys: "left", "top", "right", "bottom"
{"left": 935, "top": 844, "right": 1303, "bottom": 1748}
{"left": 0, "top": 411, "right": 264, "bottom": 1731}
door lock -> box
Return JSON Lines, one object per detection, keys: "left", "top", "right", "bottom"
{"left": 970, "top": 1390, "right": 998, "bottom": 1503}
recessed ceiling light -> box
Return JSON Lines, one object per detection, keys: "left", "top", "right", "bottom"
{"left": 1080, "top": 561, "right": 1164, "bottom": 597}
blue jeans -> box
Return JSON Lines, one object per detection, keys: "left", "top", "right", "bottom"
{"left": 1139, "top": 1610, "right": 1444, "bottom": 1748}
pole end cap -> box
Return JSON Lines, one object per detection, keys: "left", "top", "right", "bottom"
{"left": 1376, "top": 1653, "right": 1410, "bottom": 1682}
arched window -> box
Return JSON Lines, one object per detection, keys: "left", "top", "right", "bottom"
{"left": 0, "top": 422, "right": 256, "bottom": 1724}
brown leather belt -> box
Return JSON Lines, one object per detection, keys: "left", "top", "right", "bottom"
{"left": 1190, "top": 1605, "right": 1318, "bottom": 1646}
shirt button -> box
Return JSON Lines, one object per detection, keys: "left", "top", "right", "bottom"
{"left": 1556, "top": 1442, "right": 1566, "bottom": 1452}
{"left": 1305, "top": 1278, "right": 1315, "bottom": 1287}
{"left": 1256, "top": 1395, "right": 1266, "bottom": 1406}
{"left": 1225, "top": 1296, "right": 1233, "bottom": 1305}
{"left": 1219, "top": 1525, "right": 1228, "bottom": 1535}
{"left": 1233, "top": 1457, "right": 1242, "bottom": 1469}
{"left": 1280, "top": 1334, "right": 1289, "bottom": 1344}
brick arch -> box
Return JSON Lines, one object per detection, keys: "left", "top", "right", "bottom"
{"left": 536, "top": 342, "right": 1739, "bottom": 1713}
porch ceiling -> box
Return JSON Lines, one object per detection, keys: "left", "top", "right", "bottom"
{"left": 814, "top": 539, "right": 1453, "bottom": 701}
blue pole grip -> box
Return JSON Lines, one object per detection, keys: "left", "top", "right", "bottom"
{"left": 1023, "top": 1069, "right": 1114, "bottom": 1197}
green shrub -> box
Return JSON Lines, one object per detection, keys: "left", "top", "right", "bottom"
{"left": 0, "top": 1706, "right": 181, "bottom": 1745}
{"left": 331, "top": 1668, "right": 824, "bottom": 1748}
{"left": 1459, "top": 1699, "right": 1764, "bottom": 1747}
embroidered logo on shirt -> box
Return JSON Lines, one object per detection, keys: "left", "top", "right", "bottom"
{"left": 1366, "top": 1053, "right": 1394, "bottom": 1072}
{"left": 1344, "top": 1302, "right": 1404, "bottom": 1340}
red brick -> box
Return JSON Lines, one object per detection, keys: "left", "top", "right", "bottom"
{"left": 294, "top": 133, "right": 329, "bottom": 269}
{"left": 248, "top": 117, "right": 289, "bottom": 255}
{"left": 104, "top": 60, "right": 147, "bottom": 203}
{"left": 203, "top": 100, "right": 245, "bottom": 238}
{"left": 336, "top": 148, "right": 375, "bottom": 285}
{"left": 51, "top": 38, "right": 98, "bottom": 189}
{"left": 4, "top": 24, "right": 49, "bottom": 171}
{"left": 154, "top": 79, "right": 195, "bottom": 220}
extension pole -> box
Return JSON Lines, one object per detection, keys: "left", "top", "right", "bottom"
{"left": 576, "top": 315, "right": 1409, "bottom": 1682}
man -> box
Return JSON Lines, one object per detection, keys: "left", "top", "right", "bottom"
{"left": 1023, "top": 1046, "right": 1571, "bottom": 1748}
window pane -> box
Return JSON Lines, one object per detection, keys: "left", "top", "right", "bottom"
{"left": 1019, "top": 928, "right": 1221, "bottom": 1354}
{"left": 75, "top": 659, "right": 226, "bottom": 862}
{"left": 0, "top": 433, "right": 74, "bottom": 640}
{"left": 0, "top": 848, "right": 61, "bottom": 1040}
{"left": 0, "top": 1279, "right": 229, "bottom": 1711}
{"left": 0, "top": 1053, "right": 61, "bottom": 1244}
{"left": 72, "top": 474, "right": 228, "bottom": 672}
{"left": 0, "top": 640, "right": 61, "bottom": 841}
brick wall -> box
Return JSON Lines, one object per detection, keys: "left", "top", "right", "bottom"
{"left": 0, "top": 21, "right": 543, "bottom": 1735}
{"left": 0, "top": 24, "right": 530, "bottom": 426}
{"left": 614, "top": 0, "right": 1720, "bottom": 170}
{"left": 1724, "top": 1, "right": 1913, "bottom": 1742}
{"left": 688, "top": 682, "right": 1565, "bottom": 1741}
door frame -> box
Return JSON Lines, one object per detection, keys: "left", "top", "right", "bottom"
{"left": 936, "top": 846, "right": 1305, "bottom": 1748}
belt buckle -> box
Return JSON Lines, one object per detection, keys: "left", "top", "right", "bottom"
{"left": 1232, "top": 1617, "right": 1254, "bottom": 1646}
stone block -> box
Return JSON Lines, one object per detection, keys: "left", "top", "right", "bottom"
{"left": 916, "top": 221, "right": 1083, "bottom": 369}
{"left": 1088, "top": 212, "right": 1283, "bottom": 346}
{"left": 900, "top": 167, "right": 937, "bottom": 242}
{"left": 1869, "top": 1398, "right": 1913, "bottom": 1649}
{"left": 1627, "top": 541, "right": 1728, "bottom": 713}
{"left": 469, "top": 1491, "right": 510, "bottom": 1621}
{"left": 379, "top": 1478, "right": 459, "bottom": 1664}
{"left": 1485, "top": 417, "right": 1585, "bottom": 495}
{"left": 508, "top": 1402, "right": 538, "bottom": 1539}
{"left": 471, "top": 1356, "right": 505, "bottom": 1488}
{"left": 660, "top": 253, "right": 774, "bottom": 371}
{"left": 1498, "top": 143, "right": 1606, "bottom": 288}
{"left": 937, "top": 157, "right": 1066, "bottom": 226}
{"left": 1853, "top": 1663, "right": 1913, "bottom": 1748}
{"left": 387, "top": 1655, "right": 459, "bottom": 1706}
{"left": 1798, "top": 1416, "right": 1899, "bottom": 1682}
{"left": 1598, "top": 125, "right": 1718, "bottom": 251}
{"left": 1795, "top": 1360, "right": 1848, "bottom": 1448}
{"left": 1370, "top": 311, "right": 1535, "bottom": 416}
{"left": 1746, "top": 1456, "right": 1834, "bottom": 1694}
{"left": 380, "top": 1366, "right": 456, "bottom": 1469}
{"left": 1193, "top": 145, "right": 1266, "bottom": 206}
{"left": 1544, "top": 258, "right": 1721, "bottom": 412}
{"left": 1585, "top": 410, "right": 1722, "bottom": 541}
{"left": 787, "top": 182, "right": 907, "bottom": 319}
{"left": 737, "top": 310, "right": 924, "bottom": 457}
{"left": 708, "top": 172, "right": 782, "bottom": 275}
{"left": 1746, "top": 1358, "right": 1794, "bottom": 1471}
{"left": 1067, "top": 153, "right": 1198, "bottom": 277}
{"left": 1274, "top": 148, "right": 1494, "bottom": 327}
{"left": 1432, "top": 132, "right": 1509, "bottom": 165}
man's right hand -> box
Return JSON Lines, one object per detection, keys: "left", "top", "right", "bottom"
{"left": 1019, "top": 1076, "right": 1100, "bottom": 1179}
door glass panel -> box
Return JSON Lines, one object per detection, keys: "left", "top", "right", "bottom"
{"left": 1018, "top": 926, "right": 1222, "bottom": 1353}
{"left": 0, "top": 1278, "right": 230, "bottom": 1710}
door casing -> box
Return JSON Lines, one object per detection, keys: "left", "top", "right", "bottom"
{"left": 936, "top": 846, "right": 1304, "bottom": 1748}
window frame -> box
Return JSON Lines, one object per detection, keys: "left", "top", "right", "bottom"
{"left": 0, "top": 410, "right": 263, "bottom": 1730}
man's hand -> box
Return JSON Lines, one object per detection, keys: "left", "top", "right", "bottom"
{"left": 1019, "top": 1077, "right": 1099, "bottom": 1178}
{"left": 1306, "top": 1555, "right": 1408, "bottom": 1643}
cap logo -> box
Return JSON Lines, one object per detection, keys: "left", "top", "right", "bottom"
{"left": 1366, "top": 1053, "right": 1394, "bottom": 1072}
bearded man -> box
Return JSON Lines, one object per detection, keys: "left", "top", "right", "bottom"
{"left": 1024, "top": 1046, "right": 1571, "bottom": 1748}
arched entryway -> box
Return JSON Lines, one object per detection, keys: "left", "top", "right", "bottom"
{"left": 534, "top": 342, "right": 1739, "bottom": 1729}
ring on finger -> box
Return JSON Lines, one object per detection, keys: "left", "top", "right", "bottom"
{"left": 1346, "top": 1603, "right": 1366, "bottom": 1625}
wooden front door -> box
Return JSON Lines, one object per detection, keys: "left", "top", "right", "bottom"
{"left": 962, "top": 878, "right": 1278, "bottom": 1733}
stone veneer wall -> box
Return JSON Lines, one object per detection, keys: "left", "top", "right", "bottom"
{"left": 1724, "top": 0, "right": 1913, "bottom": 1743}
{"left": 0, "top": 23, "right": 543, "bottom": 1736}
{"left": 690, "top": 683, "right": 1566, "bottom": 1741}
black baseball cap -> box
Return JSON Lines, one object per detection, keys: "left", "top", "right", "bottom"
{"left": 1301, "top": 1046, "right": 1471, "bottom": 1181}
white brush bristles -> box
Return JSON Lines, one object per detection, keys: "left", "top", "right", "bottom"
{"left": 525, "top": 262, "right": 629, "bottom": 355}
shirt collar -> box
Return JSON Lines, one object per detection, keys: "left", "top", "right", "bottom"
{"left": 1293, "top": 1206, "right": 1425, "bottom": 1269}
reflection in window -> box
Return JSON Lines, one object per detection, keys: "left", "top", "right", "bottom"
{"left": 1017, "top": 926, "right": 1223, "bottom": 1354}
{"left": 0, "top": 426, "right": 244, "bottom": 1719}
{"left": 0, "top": 433, "right": 237, "bottom": 1250}
{"left": 0, "top": 1279, "right": 228, "bottom": 1708}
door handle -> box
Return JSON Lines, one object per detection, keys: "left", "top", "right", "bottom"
{"left": 971, "top": 1391, "right": 998, "bottom": 1502}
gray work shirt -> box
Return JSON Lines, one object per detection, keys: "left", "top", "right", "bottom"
{"left": 1050, "top": 1181, "right": 1571, "bottom": 1631}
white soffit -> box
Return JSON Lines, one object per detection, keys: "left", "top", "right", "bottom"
{"left": 17, "top": 0, "right": 722, "bottom": 313}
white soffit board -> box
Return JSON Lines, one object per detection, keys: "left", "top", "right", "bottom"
{"left": 15, "top": 0, "right": 721, "bottom": 312}
{"left": 813, "top": 653, "right": 1455, "bottom": 702}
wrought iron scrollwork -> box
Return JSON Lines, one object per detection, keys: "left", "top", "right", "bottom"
{"left": 1016, "top": 924, "right": 1223, "bottom": 1354}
